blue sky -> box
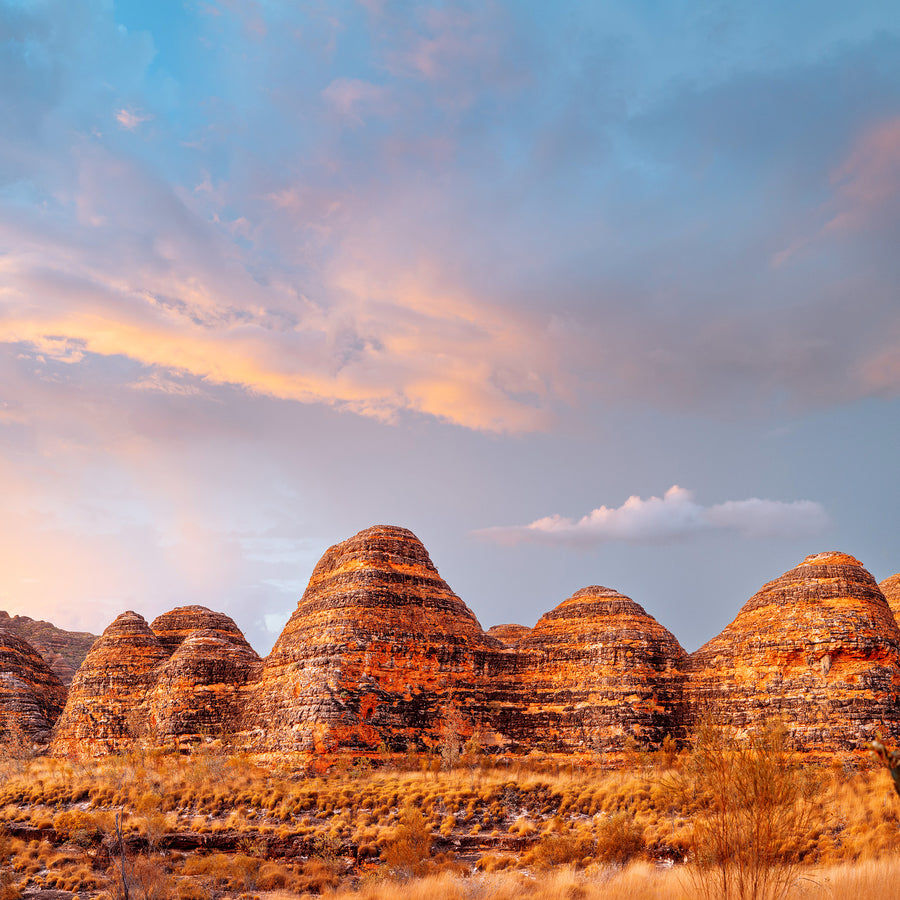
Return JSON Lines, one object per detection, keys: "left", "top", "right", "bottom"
{"left": 1, "top": 0, "right": 899, "bottom": 652}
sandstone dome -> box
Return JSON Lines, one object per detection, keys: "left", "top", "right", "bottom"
{"left": 150, "top": 605, "right": 254, "bottom": 655}
{"left": 149, "top": 627, "right": 261, "bottom": 745}
{"left": 486, "top": 624, "right": 532, "bottom": 647}
{"left": 684, "top": 552, "right": 900, "bottom": 750}
{"left": 250, "top": 525, "right": 500, "bottom": 752}
{"left": 879, "top": 573, "right": 900, "bottom": 623}
{"left": 486, "top": 586, "right": 686, "bottom": 752}
{"left": 50, "top": 611, "right": 169, "bottom": 756}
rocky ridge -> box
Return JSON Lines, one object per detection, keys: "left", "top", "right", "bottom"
{"left": 250, "top": 525, "right": 501, "bottom": 752}
{"left": 32, "top": 528, "right": 900, "bottom": 757}
{"left": 486, "top": 587, "right": 686, "bottom": 752}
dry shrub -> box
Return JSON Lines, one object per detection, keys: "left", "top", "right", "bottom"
{"left": 0, "top": 828, "right": 20, "bottom": 900}
{"left": 256, "top": 861, "right": 293, "bottom": 890}
{"left": 108, "top": 854, "right": 172, "bottom": 900}
{"left": 476, "top": 852, "right": 515, "bottom": 872}
{"left": 508, "top": 815, "right": 537, "bottom": 836}
{"left": 594, "top": 811, "right": 644, "bottom": 865}
{"left": 296, "top": 858, "right": 340, "bottom": 893}
{"left": 523, "top": 830, "right": 594, "bottom": 868}
{"left": 53, "top": 808, "right": 109, "bottom": 847}
{"left": 175, "top": 880, "right": 210, "bottom": 900}
{"left": 182, "top": 852, "right": 257, "bottom": 890}
{"left": 382, "top": 806, "right": 431, "bottom": 876}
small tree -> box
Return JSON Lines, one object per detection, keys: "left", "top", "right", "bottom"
{"left": 439, "top": 702, "right": 463, "bottom": 771}
{"left": 671, "top": 719, "right": 815, "bottom": 900}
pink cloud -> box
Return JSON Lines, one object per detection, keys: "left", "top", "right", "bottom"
{"left": 0, "top": 142, "right": 567, "bottom": 434}
{"left": 826, "top": 117, "right": 900, "bottom": 233}
{"left": 772, "top": 116, "right": 900, "bottom": 267}
{"left": 115, "top": 108, "right": 153, "bottom": 131}
{"left": 322, "top": 78, "right": 391, "bottom": 125}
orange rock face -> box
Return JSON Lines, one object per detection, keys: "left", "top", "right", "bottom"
{"left": 0, "top": 626, "right": 67, "bottom": 743}
{"left": 51, "top": 607, "right": 260, "bottom": 756}
{"left": 45, "top": 532, "right": 900, "bottom": 757}
{"left": 150, "top": 628, "right": 261, "bottom": 744}
{"left": 249, "top": 525, "right": 501, "bottom": 752}
{"left": 484, "top": 587, "right": 686, "bottom": 751}
{"left": 684, "top": 552, "right": 900, "bottom": 750}
{"left": 150, "top": 606, "right": 255, "bottom": 655}
{"left": 50, "top": 612, "right": 170, "bottom": 755}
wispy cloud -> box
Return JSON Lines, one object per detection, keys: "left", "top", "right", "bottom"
{"left": 115, "top": 108, "right": 153, "bottom": 131}
{"left": 322, "top": 78, "right": 391, "bottom": 125}
{"left": 475, "top": 486, "right": 831, "bottom": 546}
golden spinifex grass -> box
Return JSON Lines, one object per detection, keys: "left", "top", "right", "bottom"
{"left": 0, "top": 739, "right": 898, "bottom": 898}
{"left": 318, "top": 859, "right": 900, "bottom": 900}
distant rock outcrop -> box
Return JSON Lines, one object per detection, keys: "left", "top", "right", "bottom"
{"left": 0, "top": 626, "right": 67, "bottom": 744}
{"left": 485, "top": 587, "right": 686, "bottom": 751}
{"left": 879, "top": 574, "right": 900, "bottom": 622}
{"left": 486, "top": 624, "right": 531, "bottom": 647}
{"left": 0, "top": 611, "right": 96, "bottom": 686}
{"left": 684, "top": 552, "right": 900, "bottom": 750}
{"left": 250, "top": 525, "right": 500, "bottom": 752}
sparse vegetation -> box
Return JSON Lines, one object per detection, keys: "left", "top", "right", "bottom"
{"left": 0, "top": 740, "right": 895, "bottom": 898}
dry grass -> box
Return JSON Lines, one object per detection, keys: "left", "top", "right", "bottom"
{"left": 0, "top": 745, "right": 897, "bottom": 898}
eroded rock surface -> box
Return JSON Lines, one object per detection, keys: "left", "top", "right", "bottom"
{"left": 51, "top": 608, "right": 260, "bottom": 755}
{"left": 486, "top": 624, "right": 532, "bottom": 647}
{"left": 250, "top": 525, "right": 501, "bottom": 752}
{"left": 46, "top": 532, "right": 900, "bottom": 757}
{"left": 879, "top": 574, "right": 900, "bottom": 623}
{"left": 150, "top": 628, "right": 262, "bottom": 744}
{"left": 50, "top": 612, "right": 169, "bottom": 755}
{"left": 0, "top": 627, "right": 67, "bottom": 743}
{"left": 684, "top": 552, "right": 900, "bottom": 750}
{"left": 484, "top": 587, "right": 686, "bottom": 752}
{"left": 151, "top": 606, "right": 254, "bottom": 655}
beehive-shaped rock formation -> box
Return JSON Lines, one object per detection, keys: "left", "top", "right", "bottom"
{"left": 484, "top": 587, "right": 686, "bottom": 751}
{"left": 684, "top": 552, "right": 900, "bottom": 750}
{"left": 0, "top": 627, "right": 67, "bottom": 743}
{"left": 250, "top": 525, "right": 501, "bottom": 752}
{"left": 51, "top": 607, "right": 260, "bottom": 755}
{"left": 149, "top": 628, "right": 262, "bottom": 744}
{"left": 51, "top": 611, "right": 170, "bottom": 755}
{"left": 150, "top": 606, "right": 254, "bottom": 655}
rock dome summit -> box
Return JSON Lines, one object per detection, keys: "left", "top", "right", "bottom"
{"left": 0, "top": 527, "right": 894, "bottom": 757}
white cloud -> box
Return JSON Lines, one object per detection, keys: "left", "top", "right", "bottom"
{"left": 475, "top": 486, "right": 831, "bottom": 546}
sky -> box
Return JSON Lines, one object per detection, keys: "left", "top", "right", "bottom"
{"left": 1, "top": 0, "right": 899, "bottom": 655}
